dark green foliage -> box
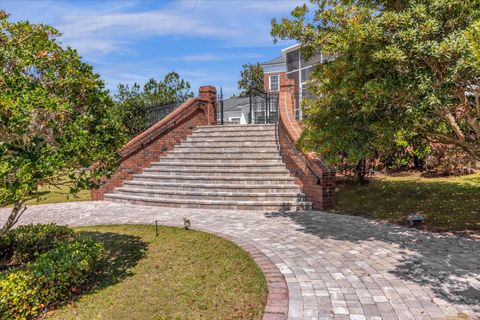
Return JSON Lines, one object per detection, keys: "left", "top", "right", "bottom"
{"left": 115, "top": 72, "right": 194, "bottom": 138}
{"left": 0, "top": 224, "right": 104, "bottom": 320}
{"left": 0, "top": 11, "right": 127, "bottom": 233}
{"left": 238, "top": 63, "right": 264, "bottom": 97}
{"left": 0, "top": 224, "right": 75, "bottom": 264}
{"left": 271, "top": 0, "right": 480, "bottom": 176}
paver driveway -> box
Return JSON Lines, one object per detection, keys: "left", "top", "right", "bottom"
{"left": 1, "top": 201, "right": 479, "bottom": 320}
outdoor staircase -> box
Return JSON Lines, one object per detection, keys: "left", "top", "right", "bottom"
{"left": 104, "top": 124, "right": 310, "bottom": 211}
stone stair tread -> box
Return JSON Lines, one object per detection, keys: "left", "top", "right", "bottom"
{"left": 115, "top": 187, "right": 303, "bottom": 197}
{"left": 150, "top": 161, "right": 285, "bottom": 167}
{"left": 144, "top": 167, "right": 288, "bottom": 173}
{"left": 170, "top": 149, "right": 279, "bottom": 154}
{"left": 134, "top": 174, "right": 293, "bottom": 180}
{"left": 105, "top": 193, "right": 301, "bottom": 206}
{"left": 124, "top": 181, "right": 299, "bottom": 189}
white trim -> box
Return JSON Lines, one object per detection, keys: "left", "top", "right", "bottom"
{"left": 282, "top": 43, "right": 300, "bottom": 56}
{"left": 269, "top": 75, "right": 279, "bottom": 92}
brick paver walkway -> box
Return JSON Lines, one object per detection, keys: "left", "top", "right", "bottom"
{"left": 1, "top": 202, "right": 479, "bottom": 320}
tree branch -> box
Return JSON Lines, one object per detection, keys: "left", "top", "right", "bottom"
{"left": 438, "top": 109, "right": 465, "bottom": 141}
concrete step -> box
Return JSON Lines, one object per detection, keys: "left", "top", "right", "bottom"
{"left": 157, "top": 158, "right": 284, "bottom": 165}
{"left": 104, "top": 193, "right": 309, "bottom": 211}
{"left": 164, "top": 153, "right": 282, "bottom": 160}
{"left": 123, "top": 181, "right": 301, "bottom": 193}
{"left": 190, "top": 131, "right": 275, "bottom": 138}
{"left": 150, "top": 161, "right": 286, "bottom": 170}
{"left": 143, "top": 167, "right": 291, "bottom": 177}
{"left": 180, "top": 141, "right": 278, "bottom": 148}
{"left": 113, "top": 187, "right": 304, "bottom": 202}
{"left": 186, "top": 136, "right": 278, "bottom": 143}
{"left": 133, "top": 174, "right": 295, "bottom": 184}
{"left": 171, "top": 146, "right": 280, "bottom": 153}
{"left": 195, "top": 124, "right": 275, "bottom": 133}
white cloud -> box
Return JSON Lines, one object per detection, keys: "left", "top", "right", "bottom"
{"left": 171, "top": 53, "right": 265, "bottom": 62}
{"left": 4, "top": 0, "right": 304, "bottom": 57}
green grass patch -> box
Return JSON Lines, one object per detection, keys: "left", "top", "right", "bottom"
{"left": 335, "top": 172, "right": 480, "bottom": 234}
{"left": 25, "top": 184, "right": 91, "bottom": 206}
{"left": 43, "top": 225, "right": 267, "bottom": 320}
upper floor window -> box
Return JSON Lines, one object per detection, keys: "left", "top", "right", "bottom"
{"left": 269, "top": 75, "right": 279, "bottom": 92}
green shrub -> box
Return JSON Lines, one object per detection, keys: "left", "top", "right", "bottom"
{"left": 0, "top": 239, "right": 104, "bottom": 320}
{"left": 0, "top": 224, "right": 75, "bottom": 264}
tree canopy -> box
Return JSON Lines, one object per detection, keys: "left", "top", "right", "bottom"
{"left": 115, "top": 72, "right": 194, "bottom": 137}
{"left": 0, "top": 11, "right": 126, "bottom": 233}
{"left": 238, "top": 63, "right": 264, "bottom": 96}
{"left": 271, "top": 0, "right": 480, "bottom": 173}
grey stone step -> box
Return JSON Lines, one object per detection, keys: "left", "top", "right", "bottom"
{"left": 150, "top": 161, "right": 286, "bottom": 170}
{"left": 190, "top": 131, "right": 275, "bottom": 138}
{"left": 123, "top": 181, "right": 300, "bottom": 193}
{"left": 171, "top": 147, "right": 280, "bottom": 153}
{"left": 104, "top": 193, "right": 309, "bottom": 211}
{"left": 113, "top": 187, "right": 303, "bottom": 202}
{"left": 164, "top": 153, "right": 282, "bottom": 160}
{"left": 186, "top": 136, "right": 278, "bottom": 143}
{"left": 179, "top": 141, "right": 278, "bottom": 148}
{"left": 132, "top": 174, "right": 295, "bottom": 184}
{"left": 197, "top": 124, "right": 275, "bottom": 129}
{"left": 157, "top": 157, "right": 284, "bottom": 165}
{"left": 195, "top": 124, "right": 275, "bottom": 132}
{"left": 143, "top": 167, "right": 291, "bottom": 177}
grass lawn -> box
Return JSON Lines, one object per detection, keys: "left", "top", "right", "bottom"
{"left": 43, "top": 225, "right": 267, "bottom": 320}
{"left": 335, "top": 172, "right": 480, "bottom": 235}
{"left": 25, "top": 184, "right": 91, "bottom": 206}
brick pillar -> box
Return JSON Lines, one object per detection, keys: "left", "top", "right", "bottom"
{"left": 199, "top": 86, "right": 217, "bottom": 125}
{"left": 280, "top": 78, "right": 295, "bottom": 121}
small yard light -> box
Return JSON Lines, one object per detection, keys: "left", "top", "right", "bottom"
{"left": 407, "top": 214, "right": 425, "bottom": 227}
{"left": 183, "top": 218, "right": 191, "bottom": 230}
{"left": 155, "top": 220, "right": 159, "bottom": 237}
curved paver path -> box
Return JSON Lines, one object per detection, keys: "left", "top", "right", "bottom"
{"left": 1, "top": 202, "right": 479, "bottom": 320}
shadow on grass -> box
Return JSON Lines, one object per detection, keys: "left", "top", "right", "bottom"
{"left": 335, "top": 178, "right": 480, "bottom": 233}
{"left": 264, "top": 210, "right": 480, "bottom": 312}
{"left": 78, "top": 231, "right": 148, "bottom": 291}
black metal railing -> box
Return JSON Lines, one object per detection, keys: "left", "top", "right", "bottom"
{"left": 216, "top": 87, "right": 279, "bottom": 125}
{"left": 144, "top": 101, "right": 182, "bottom": 127}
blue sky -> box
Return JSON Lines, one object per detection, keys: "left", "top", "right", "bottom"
{"left": 1, "top": 0, "right": 302, "bottom": 97}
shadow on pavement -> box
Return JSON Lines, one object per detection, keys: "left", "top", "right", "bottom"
{"left": 264, "top": 211, "right": 480, "bottom": 312}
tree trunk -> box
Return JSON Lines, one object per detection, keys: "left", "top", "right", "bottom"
{"left": 0, "top": 202, "right": 26, "bottom": 235}
{"left": 355, "top": 158, "right": 368, "bottom": 184}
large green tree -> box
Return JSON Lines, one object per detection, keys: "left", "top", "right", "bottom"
{"left": 115, "top": 72, "right": 193, "bottom": 137}
{"left": 238, "top": 63, "right": 264, "bottom": 96}
{"left": 0, "top": 12, "right": 126, "bottom": 233}
{"left": 271, "top": 0, "right": 480, "bottom": 173}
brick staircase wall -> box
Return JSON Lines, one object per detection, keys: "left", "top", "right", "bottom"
{"left": 91, "top": 86, "right": 217, "bottom": 200}
{"left": 277, "top": 78, "right": 336, "bottom": 210}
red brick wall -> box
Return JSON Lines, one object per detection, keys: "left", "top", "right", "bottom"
{"left": 263, "top": 72, "right": 286, "bottom": 92}
{"left": 91, "top": 86, "right": 217, "bottom": 200}
{"left": 277, "top": 78, "right": 335, "bottom": 210}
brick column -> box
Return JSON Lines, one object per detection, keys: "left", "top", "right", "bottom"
{"left": 199, "top": 86, "right": 217, "bottom": 125}
{"left": 280, "top": 78, "right": 295, "bottom": 121}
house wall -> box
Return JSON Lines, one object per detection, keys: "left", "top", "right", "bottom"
{"left": 263, "top": 72, "right": 286, "bottom": 93}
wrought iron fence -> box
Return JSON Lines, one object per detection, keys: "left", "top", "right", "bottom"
{"left": 144, "top": 101, "right": 182, "bottom": 128}
{"left": 216, "top": 88, "right": 279, "bottom": 125}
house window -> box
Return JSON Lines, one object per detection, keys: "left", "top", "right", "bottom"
{"left": 269, "top": 75, "right": 279, "bottom": 92}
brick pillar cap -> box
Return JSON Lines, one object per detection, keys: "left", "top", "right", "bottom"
{"left": 199, "top": 85, "right": 216, "bottom": 95}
